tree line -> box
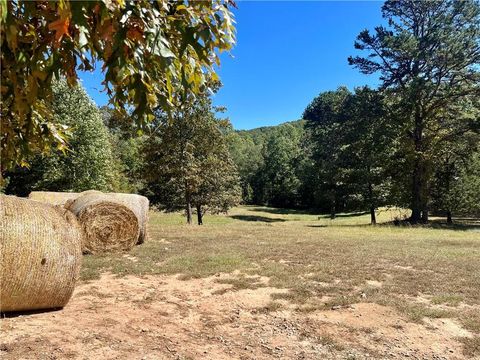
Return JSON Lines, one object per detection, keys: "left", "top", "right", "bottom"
{"left": 229, "top": 85, "right": 479, "bottom": 224}
{"left": 2, "top": 0, "right": 479, "bottom": 225}
{"left": 229, "top": 0, "right": 480, "bottom": 224}
{"left": 3, "top": 79, "right": 241, "bottom": 225}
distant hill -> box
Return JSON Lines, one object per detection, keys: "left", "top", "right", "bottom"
{"left": 236, "top": 119, "right": 305, "bottom": 146}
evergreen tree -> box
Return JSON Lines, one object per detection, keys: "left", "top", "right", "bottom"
{"left": 5, "top": 80, "right": 119, "bottom": 195}
{"left": 430, "top": 100, "right": 480, "bottom": 221}
{"left": 349, "top": 0, "right": 480, "bottom": 223}
{"left": 341, "top": 87, "right": 393, "bottom": 224}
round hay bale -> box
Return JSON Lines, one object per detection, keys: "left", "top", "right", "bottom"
{"left": 80, "top": 190, "right": 103, "bottom": 196}
{"left": 0, "top": 195, "right": 83, "bottom": 312}
{"left": 107, "top": 193, "right": 149, "bottom": 244}
{"left": 28, "top": 191, "right": 79, "bottom": 206}
{"left": 67, "top": 193, "right": 140, "bottom": 254}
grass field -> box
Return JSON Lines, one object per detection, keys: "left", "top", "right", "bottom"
{"left": 80, "top": 205, "right": 480, "bottom": 357}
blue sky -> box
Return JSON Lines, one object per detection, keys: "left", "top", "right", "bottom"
{"left": 80, "top": 1, "right": 385, "bottom": 130}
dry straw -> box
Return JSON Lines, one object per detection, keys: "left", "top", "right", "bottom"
{"left": 29, "top": 191, "right": 79, "bottom": 206}
{"left": 107, "top": 193, "right": 149, "bottom": 244}
{"left": 29, "top": 190, "right": 148, "bottom": 245}
{"left": 67, "top": 193, "right": 140, "bottom": 254}
{"left": 0, "top": 195, "right": 83, "bottom": 312}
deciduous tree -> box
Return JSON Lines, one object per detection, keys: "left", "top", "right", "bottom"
{"left": 1, "top": 0, "right": 236, "bottom": 170}
{"left": 143, "top": 92, "right": 240, "bottom": 224}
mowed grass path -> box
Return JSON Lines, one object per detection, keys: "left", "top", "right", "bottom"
{"left": 82, "top": 206, "right": 480, "bottom": 355}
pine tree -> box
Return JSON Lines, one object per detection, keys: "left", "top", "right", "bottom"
{"left": 349, "top": 0, "right": 480, "bottom": 223}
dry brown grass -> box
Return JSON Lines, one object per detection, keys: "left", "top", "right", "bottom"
{"left": 81, "top": 205, "right": 480, "bottom": 356}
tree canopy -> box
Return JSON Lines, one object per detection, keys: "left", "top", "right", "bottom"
{"left": 4, "top": 80, "right": 120, "bottom": 195}
{"left": 143, "top": 90, "right": 240, "bottom": 224}
{"left": 348, "top": 0, "right": 480, "bottom": 223}
{"left": 1, "top": 0, "right": 236, "bottom": 170}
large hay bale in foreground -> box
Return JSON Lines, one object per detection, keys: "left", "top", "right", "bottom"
{"left": 107, "top": 193, "right": 149, "bottom": 244}
{"left": 0, "top": 195, "right": 83, "bottom": 312}
{"left": 29, "top": 191, "right": 80, "bottom": 206}
{"left": 67, "top": 193, "right": 140, "bottom": 254}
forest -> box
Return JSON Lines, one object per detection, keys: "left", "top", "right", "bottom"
{"left": 2, "top": 0, "right": 480, "bottom": 226}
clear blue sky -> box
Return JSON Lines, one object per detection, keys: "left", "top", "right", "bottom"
{"left": 80, "top": 1, "right": 385, "bottom": 130}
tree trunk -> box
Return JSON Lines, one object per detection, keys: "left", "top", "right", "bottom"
{"left": 367, "top": 180, "right": 376, "bottom": 225}
{"left": 445, "top": 159, "right": 452, "bottom": 225}
{"left": 186, "top": 202, "right": 192, "bottom": 224}
{"left": 186, "top": 191, "right": 192, "bottom": 225}
{"left": 196, "top": 204, "right": 203, "bottom": 225}
{"left": 410, "top": 107, "right": 425, "bottom": 224}
{"left": 370, "top": 206, "right": 376, "bottom": 225}
{"left": 421, "top": 206, "right": 428, "bottom": 223}
{"left": 330, "top": 199, "right": 336, "bottom": 219}
{"left": 410, "top": 157, "right": 425, "bottom": 224}
{"left": 446, "top": 210, "right": 452, "bottom": 224}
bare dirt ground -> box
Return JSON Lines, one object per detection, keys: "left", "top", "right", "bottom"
{"left": 1, "top": 272, "right": 473, "bottom": 360}
{"left": 2, "top": 207, "right": 479, "bottom": 359}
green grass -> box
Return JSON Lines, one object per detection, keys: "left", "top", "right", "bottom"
{"left": 81, "top": 205, "right": 480, "bottom": 355}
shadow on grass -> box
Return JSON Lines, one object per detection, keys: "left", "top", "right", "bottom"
{"left": 307, "top": 218, "right": 480, "bottom": 231}
{"left": 251, "top": 206, "right": 369, "bottom": 218}
{"left": 317, "top": 211, "right": 370, "bottom": 219}
{"left": 229, "top": 215, "right": 286, "bottom": 223}
{"left": 250, "top": 207, "right": 316, "bottom": 215}
{"left": 375, "top": 219, "right": 480, "bottom": 231}
{"left": 426, "top": 219, "right": 480, "bottom": 232}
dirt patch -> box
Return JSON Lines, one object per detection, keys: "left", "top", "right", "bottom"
{"left": 0, "top": 273, "right": 472, "bottom": 359}
{"left": 310, "top": 303, "right": 469, "bottom": 358}
{"left": 365, "top": 280, "right": 383, "bottom": 288}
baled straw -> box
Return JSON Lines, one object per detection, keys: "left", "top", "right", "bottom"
{"left": 107, "top": 193, "right": 149, "bottom": 244}
{"left": 28, "top": 191, "right": 79, "bottom": 206}
{"left": 67, "top": 193, "right": 140, "bottom": 254}
{"left": 0, "top": 195, "right": 83, "bottom": 312}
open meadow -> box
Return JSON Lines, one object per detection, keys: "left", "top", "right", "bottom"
{"left": 2, "top": 2, "right": 480, "bottom": 360}
{"left": 2, "top": 206, "right": 479, "bottom": 359}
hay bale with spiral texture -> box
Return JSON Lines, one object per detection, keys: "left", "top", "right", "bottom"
{"left": 28, "top": 191, "right": 80, "bottom": 206}
{"left": 67, "top": 193, "right": 140, "bottom": 254}
{"left": 107, "top": 193, "right": 149, "bottom": 244}
{"left": 0, "top": 195, "right": 83, "bottom": 312}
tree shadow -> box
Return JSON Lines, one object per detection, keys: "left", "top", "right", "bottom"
{"left": 229, "top": 215, "right": 286, "bottom": 223}
{"left": 1, "top": 307, "right": 62, "bottom": 319}
{"left": 317, "top": 211, "right": 370, "bottom": 219}
{"left": 249, "top": 207, "right": 315, "bottom": 215}
{"left": 250, "top": 206, "right": 370, "bottom": 218}
{"left": 426, "top": 218, "right": 480, "bottom": 231}
{"left": 376, "top": 218, "right": 480, "bottom": 231}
